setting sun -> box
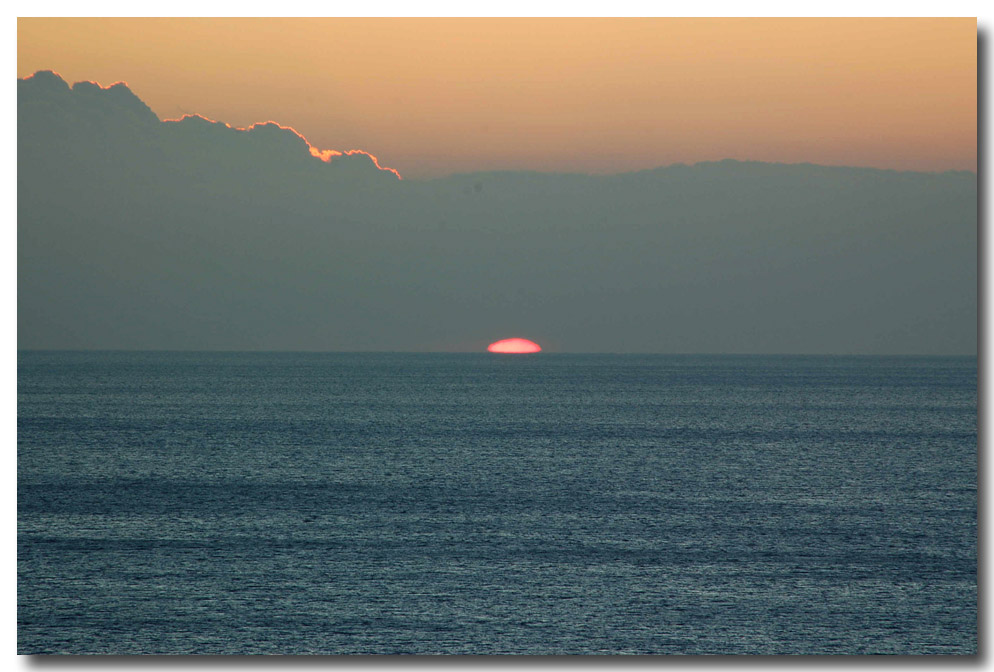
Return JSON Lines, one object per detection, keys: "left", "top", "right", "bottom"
{"left": 487, "top": 338, "right": 542, "bottom": 354}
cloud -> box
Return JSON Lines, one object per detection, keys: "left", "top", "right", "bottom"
{"left": 19, "top": 70, "right": 401, "bottom": 180}
{"left": 17, "top": 71, "right": 977, "bottom": 354}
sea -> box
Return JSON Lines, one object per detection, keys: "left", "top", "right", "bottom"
{"left": 17, "top": 351, "right": 977, "bottom": 655}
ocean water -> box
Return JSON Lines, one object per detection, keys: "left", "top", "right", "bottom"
{"left": 17, "top": 352, "right": 977, "bottom": 655}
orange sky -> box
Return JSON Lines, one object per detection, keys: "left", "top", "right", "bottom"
{"left": 17, "top": 18, "right": 976, "bottom": 178}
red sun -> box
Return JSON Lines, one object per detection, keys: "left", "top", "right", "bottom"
{"left": 487, "top": 338, "right": 542, "bottom": 354}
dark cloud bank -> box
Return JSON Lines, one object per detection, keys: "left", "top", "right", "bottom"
{"left": 18, "top": 71, "right": 977, "bottom": 354}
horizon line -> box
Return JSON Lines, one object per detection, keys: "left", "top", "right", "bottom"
{"left": 15, "top": 349, "right": 978, "bottom": 357}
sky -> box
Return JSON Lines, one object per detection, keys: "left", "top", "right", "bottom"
{"left": 16, "top": 17, "right": 977, "bottom": 179}
{"left": 14, "top": 17, "right": 978, "bottom": 354}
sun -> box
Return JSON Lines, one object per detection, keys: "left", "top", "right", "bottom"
{"left": 487, "top": 338, "right": 541, "bottom": 354}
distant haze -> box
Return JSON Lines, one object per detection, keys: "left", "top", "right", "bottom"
{"left": 18, "top": 72, "right": 976, "bottom": 354}
{"left": 17, "top": 18, "right": 977, "bottom": 178}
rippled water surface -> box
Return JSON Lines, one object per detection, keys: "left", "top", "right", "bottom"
{"left": 18, "top": 352, "right": 977, "bottom": 654}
